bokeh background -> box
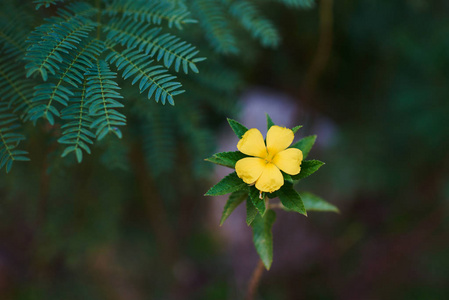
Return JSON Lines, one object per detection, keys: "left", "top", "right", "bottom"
{"left": 1, "top": 0, "right": 449, "bottom": 299}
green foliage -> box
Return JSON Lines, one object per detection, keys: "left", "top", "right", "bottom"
{"left": 251, "top": 209, "right": 276, "bottom": 269}
{"left": 220, "top": 190, "right": 247, "bottom": 225}
{"left": 0, "top": 103, "right": 29, "bottom": 173}
{"left": 266, "top": 113, "right": 275, "bottom": 130}
{"left": 205, "top": 171, "right": 246, "bottom": 196}
{"left": 103, "top": 18, "right": 205, "bottom": 74}
{"left": 34, "top": 0, "right": 65, "bottom": 10}
{"left": 277, "top": 183, "right": 307, "bottom": 216}
{"left": 85, "top": 60, "right": 125, "bottom": 140}
{"left": 58, "top": 78, "right": 95, "bottom": 162}
{"left": 227, "top": 118, "right": 248, "bottom": 138}
{"left": 206, "top": 115, "right": 336, "bottom": 269}
{"left": 300, "top": 192, "right": 339, "bottom": 213}
{"left": 274, "top": 0, "right": 315, "bottom": 9}
{"left": 246, "top": 198, "right": 258, "bottom": 225}
{"left": 0, "top": 0, "right": 313, "bottom": 172}
{"left": 291, "top": 135, "right": 316, "bottom": 159}
{"left": 291, "top": 159, "right": 324, "bottom": 181}
{"left": 227, "top": 0, "right": 280, "bottom": 47}
{"left": 191, "top": 0, "right": 238, "bottom": 54}
{"left": 205, "top": 151, "right": 247, "bottom": 168}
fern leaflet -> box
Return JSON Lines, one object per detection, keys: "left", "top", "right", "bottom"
{"left": 85, "top": 60, "right": 126, "bottom": 141}
{"left": 25, "top": 16, "right": 95, "bottom": 81}
{"left": 0, "top": 102, "right": 29, "bottom": 173}
{"left": 0, "top": 54, "right": 34, "bottom": 117}
{"left": 104, "top": 19, "right": 206, "bottom": 74}
{"left": 227, "top": 0, "right": 280, "bottom": 47}
{"left": 58, "top": 78, "right": 95, "bottom": 163}
{"left": 34, "top": 0, "right": 66, "bottom": 10}
{"left": 28, "top": 38, "right": 104, "bottom": 125}
{"left": 191, "top": 0, "right": 238, "bottom": 54}
{"left": 274, "top": 0, "right": 315, "bottom": 9}
{"left": 105, "top": 0, "right": 197, "bottom": 30}
{"left": 106, "top": 47, "right": 184, "bottom": 105}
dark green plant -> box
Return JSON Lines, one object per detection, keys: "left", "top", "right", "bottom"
{"left": 205, "top": 115, "right": 338, "bottom": 269}
{"left": 0, "top": 0, "right": 314, "bottom": 173}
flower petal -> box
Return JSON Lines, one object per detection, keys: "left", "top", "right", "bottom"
{"left": 273, "top": 148, "right": 303, "bottom": 175}
{"left": 235, "top": 157, "right": 266, "bottom": 184}
{"left": 266, "top": 125, "right": 294, "bottom": 156}
{"left": 237, "top": 128, "right": 267, "bottom": 158}
{"left": 255, "top": 163, "right": 284, "bottom": 193}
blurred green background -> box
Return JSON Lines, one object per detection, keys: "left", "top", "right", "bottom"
{"left": 1, "top": 0, "right": 449, "bottom": 299}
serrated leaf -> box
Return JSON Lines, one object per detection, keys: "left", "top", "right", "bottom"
{"left": 266, "top": 113, "right": 275, "bottom": 130}
{"left": 249, "top": 186, "right": 266, "bottom": 216}
{"left": 205, "top": 151, "right": 247, "bottom": 168}
{"left": 251, "top": 209, "right": 276, "bottom": 270}
{"left": 220, "top": 190, "right": 248, "bottom": 226}
{"left": 246, "top": 197, "right": 258, "bottom": 225}
{"left": 291, "top": 160, "right": 324, "bottom": 181}
{"left": 205, "top": 171, "right": 247, "bottom": 196}
{"left": 277, "top": 183, "right": 307, "bottom": 216}
{"left": 227, "top": 118, "right": 248, "bottom": 139}
{"left": 291, "top": 135, "right": 316, "bottom": 159}
{"left": 300, "top": 192, "right": 339, "bottom": 213}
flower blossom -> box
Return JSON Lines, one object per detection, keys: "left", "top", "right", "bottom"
{"left": 235, "top": 125, "right": 303, "bottom": 193}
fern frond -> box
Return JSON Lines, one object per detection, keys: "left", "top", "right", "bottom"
{"left": 27, "top": 38, "right": 104, "bottom": 125}
{"left": 0, "top": 54, "right": 34, "bottom": 117}
{"left": 191, "top": 0, "right": 238, "bottom": 54}
{"left": 58, "top": 78, "right": 95, "bottom": 163}
{"left": 106, "top": 47, "right": 184, "bottom": 105}
{"left": 25, "top": 16, "right": 95, "bottom": 81}
{"left": 104, "top": 0, "right": 197, "bottom": 30}
{"left": 34, "top": 0, "right": 65, "bottom": 10}
{"left": 227, "top": 0, "right": 280, "bottom": 47}
{"left": 28, "top": 1, "right": 96, "bottom": 47}
{"left": 104, "top": 19, "right": 205, "bottom": 74}
{"left": 0, "top": 102, "right": 30, "bottom": 173}
{"left": 274, "top": 0, "right": 315, "bottom": 9}
{"left": 0, "top": 19, "right": 28, "bottom": 56}
{"left": 85, "top": 60, "right": 126, "bottom": 141}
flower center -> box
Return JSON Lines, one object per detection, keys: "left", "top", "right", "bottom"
{"left": 264, "top": 151, "right": 275, "bottom": 163}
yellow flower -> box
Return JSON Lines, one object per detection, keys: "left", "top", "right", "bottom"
{"left": 235, "top": 125, "right": 303, "bottom": 193}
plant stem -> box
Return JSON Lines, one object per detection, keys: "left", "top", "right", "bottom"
{"left": 302, "top": 0, "right": 334, "bottom": 95}
{"left": 245, "top": 259, "right": 265, "bottom": 300}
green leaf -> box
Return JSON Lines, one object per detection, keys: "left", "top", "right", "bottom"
{"left": 277, "top": 183, "right": 307, "bottom": 216}
{"left": 291, "top": 135, "right": 316, "bottom": 159}
{"left": 227, "top": 118, "right": 248, "bottom": 139}
{"left": 220, "top": 190, "right": 248, "bottom": 226}
{"left": 251, "top": 209, "right": 276, "bottom": 270}
{"left": 282, "top": 172, "right": 293, "bottom": 183}
{"left": 291, "top": 160, "right": 324, "bottom": 181}
{"left": 266, "top": 113, "right": 275, "bottom": 130}
{"left": 205, "top": 171, "right": 247, "bottom": 196}
{"left": 205, "top": 151, "right": 247, "bottom": 168}
{"left": 246, "top": 197, "right": 258, "bottom": 226}
{"left": 248, "top": 186, "right": 266, "bottom": 216}
{"left": 292, "top": 125, "right": 303, "bottom": 134}
{"left": 300, "top": 192, "right": 339, "bottom": 213}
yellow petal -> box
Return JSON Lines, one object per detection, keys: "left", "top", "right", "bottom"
{"left": 237, "top": 128, "right": 267, "bottom": 158}
{"left": 273, "top": 148, "right": 303, "bottom": 175}
{"left": 266, "top": 125, "right": 294, "bottom": 156}
{"left": 255, "top": 163, "right": 284, "bottom": 193}
{"left": 235, "top": 157, "right": 266, "bottom": 184}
